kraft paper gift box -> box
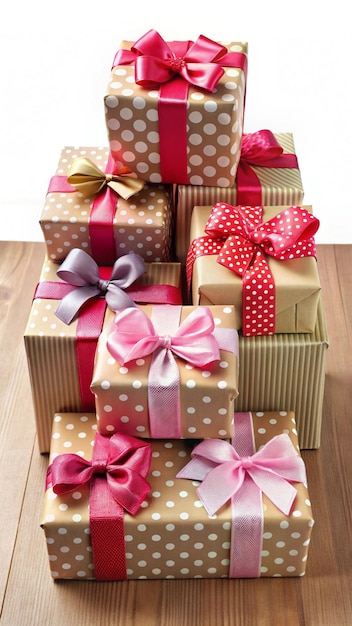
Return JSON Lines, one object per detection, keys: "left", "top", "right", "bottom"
{"left": 187, "top": 203, "right": 321, "bottom": 336}
{"left": 41, "top": 410, "right": 314, "bottom": 580}
{"left": 175, "top": 130, "right": 304, "bottom": 264}
{"left": 90, "top": 304, "right": 239, "bottom": 440}
{"left": 24, "top": 252, "right": 182, "bottom": 453}
{"left": 40, "top": 146, "right": 174, "bottom": 264}
{"left": 237, "top": 297, "right": 329, "bottom": 449}
{"left": 104, "top": 30, "right": 248, "bottom": 187}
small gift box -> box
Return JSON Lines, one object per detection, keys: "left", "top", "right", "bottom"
{"left": 40, "top": 146, "right": 174, "bottom": 264}
{"left": 237, "top": 297, "right": 329, "bottom": 449}
{"left": 105, "top": 30, "right": 248, "bottom": 186}
{"left": 187, "top": 203, "right": 321, "bottom": 336}
{"left": 91, "top": 304, "right": 239, "bottom": 439}
{"left": 41, "top": 410, "right": 314, "bottom": 580}
{"left": 175, "top": 130, "right": 304, "bottom": 264}
{"left": 24, "top": 251, "right": 182, "bottom": 453}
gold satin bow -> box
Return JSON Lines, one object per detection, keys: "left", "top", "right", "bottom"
{"left": 67, "top": 157, "right": 145, "bottom": 200}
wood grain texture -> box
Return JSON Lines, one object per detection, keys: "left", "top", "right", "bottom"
{"left": 0, "top": 242, "right": 351, "bottom": 626}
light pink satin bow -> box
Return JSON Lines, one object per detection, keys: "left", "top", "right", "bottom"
{"left": 107, "top": 305, "right": 221, "bottom": 367}
{"left": 177, "top": 434, "right": 307, "bottom": 517}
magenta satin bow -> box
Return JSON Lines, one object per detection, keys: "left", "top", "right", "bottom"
{"left": 107, "top": 305, "right": 221, "bottom": 367}
{"left": 177, "top": 434, "right": 307, "bottom": 517}
{"left": 55, "top": 248, "right": 146, "bottom": 324}
{"left": 123, "top": 29, "right": 226, "bottom": 91}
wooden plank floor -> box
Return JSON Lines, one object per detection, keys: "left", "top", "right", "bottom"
{"left": 0, "top": 241, "right": 351, "bottom": 626}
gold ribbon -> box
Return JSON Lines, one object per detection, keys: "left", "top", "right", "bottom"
{"left": 67, "top": 157, "right": 145, "bottom": 200}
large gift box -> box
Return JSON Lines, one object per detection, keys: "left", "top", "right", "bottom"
{"left": 104, "top": 30, "right": 248, "bottom": 186}
{"left": 175, "top": 130, "right": 304, "bottom": 264}
{"left": 40, "top": 146, "right": 174, "bottom": 264}
{"left": 187, "top": 203, "right": 321, "bottom": 336}
{"left": 24, "top": 252, "right": 182, "bottom": 453}
{"left": 41, "top": 410, "right": 314, "bottom": 580}
{"left": 237, "top": 298, "right": 329, "bottom": 449}
{"left": 91, "top": 304, "right": 239, "bottom": 439}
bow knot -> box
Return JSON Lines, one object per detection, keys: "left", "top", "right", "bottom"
{"left": 96, "top": 278, "right": 110, "bottom": 293}
{"left": 167, "top": 56, "right": 186, "bottom": 72}
{"left": 91, "top": 458, "right": 108, "bottom": 475}
{"left": 158, "top": 334, "right": 172, "bottom": 350}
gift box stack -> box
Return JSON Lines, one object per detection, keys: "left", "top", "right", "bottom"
{"left": 23, "top": 30, "right": 328, "bottom": 581}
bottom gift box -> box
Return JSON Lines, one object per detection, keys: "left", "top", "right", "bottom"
{"left": 41, "top": 411, "right": 314, "bottom": 580}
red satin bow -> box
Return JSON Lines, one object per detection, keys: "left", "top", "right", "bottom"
{"left": 47, "top": 431, "right": 152, "bottom": 580}
{"left": 123, "top": 29, "right": 226, "bottom": 91}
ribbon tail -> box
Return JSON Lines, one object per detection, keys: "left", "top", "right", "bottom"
{"left": 55, "top": 285, "right": 100, "bottom": 324}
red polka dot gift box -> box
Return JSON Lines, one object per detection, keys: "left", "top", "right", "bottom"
{"left": 90, "top": 304, "right": 239, "bottom": 440}
{"left": 41, "top": 410, "right": 314, "bottom": 580}
{"left": 104, "top": 31, "right": 247, "bottom": 187}
{"left": 175, "top": 130, "right": 304, "bottom": 265}
{"left": 187, "top": 203, "right": 321, "bottom": 336}
{"left": 24, "top": 254, "right": 182, "bottom": 453}
{"left": 39, "top": 146, "right": 174, "bottom": 265}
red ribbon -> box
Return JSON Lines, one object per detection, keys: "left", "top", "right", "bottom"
{"left": 112, "top": 30, "right": 248, "bottom": 184}
{"left": 33, "top": 263, "right": 182, "bottom": 411}
{"left": 47, "top": 153, "right": 128, "bottom": 265}
{"left": 186, "top": 202, "right": 319, "bottom": 336}
{"left": 237, "top": 130, "right": 300, "bottom": 205}
{"left": 47, "top": 432, "right": 152, "bottom": 580}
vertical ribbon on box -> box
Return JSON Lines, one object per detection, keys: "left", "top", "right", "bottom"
{"left": 33, "top": 249, "right": 182, "bottom": 411}
{"left": 47, "top": 154, "right": 145, "bottom": 265}
{"left": 113, "top": 30, "right": 248, "bottom": 183}
{"left": 46, "top": 431, "right": 152, "bottom": 580}
{"left": 176, "top": 411, "right": 307, "bottom": 578}
{"left": 106, "top": 305, "right": 238, "bottom": 438}
{"left": 237, "top": 130, "right": 300, "bottom": 205}
{"left": 186, "top": 202, "right": 319, "bottom": 336}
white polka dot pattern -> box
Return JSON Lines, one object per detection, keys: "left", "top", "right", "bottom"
{"left": 41, "top": 411, "right": 314, "bottom": 579}
{"left": 188, "top": 205, "right": 321, "bottom": 334}
{"left": 40, "top": 146, "right": 173, "bottom": 263}
{"left": 104, "top": 41, "right": 247, "bottom": 187}
{"left": 90, "top": 305, "right": 239, "bottom": 439}
{"left": 175, "top": 132, "right": 304, "bottom": 264}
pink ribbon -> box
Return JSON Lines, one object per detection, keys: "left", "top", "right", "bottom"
{"left": 186, "top": 202, "right": 319, "bottom": 336}
{"left": 107, "top": 305, "right": 238, "bottom": 438}
{"left": 177, "top": 411, "right": 307, "bottom": 577}
{"left": 47, "top": 431, "right": 152, "bottom": 580}
{"left": 237, "top": 130, "right": 300, "bottom": 205}
{"left": 112, "top": 30, "right": 248, "bottom": 184}
{"left": 47, "top": 154, "right": 131, "bottom": 264}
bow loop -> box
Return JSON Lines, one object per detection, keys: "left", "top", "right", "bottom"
{"left": 55, "top": 249, "right": 146, "bottom": 324}
{"left": 67, "top": 157, "right": 145, "bottom": 200}
{"left": 240, "top": 130, "right": 284, "bottom": 166}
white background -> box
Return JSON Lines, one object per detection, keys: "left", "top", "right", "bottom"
{"left": 1, "top": 0, "right": 351, "bottom": 243}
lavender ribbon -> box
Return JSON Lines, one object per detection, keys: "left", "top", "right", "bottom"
{"left": 55, "top": 248, "right": 146, "bottom": 324}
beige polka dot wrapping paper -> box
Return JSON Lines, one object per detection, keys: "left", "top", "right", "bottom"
{"left": 41, "top": 411, "right": 314, "bottom": 580}
{"left": 189, "top": 204, "right": 321, "bottom": 334}
{"left": 24, "top": 257, "right": 182, "bottom": 453}
{"left": 175, "top": 132, "right": 304, "bottom": 265}
{"left": 90, "top": 304, "right": 239, "bottom": 440}
{"left": 104, "top": 38, "right": 247, "bottom": 187}
{"left": 40, "top": 146, "right": 174, "bottom": 264}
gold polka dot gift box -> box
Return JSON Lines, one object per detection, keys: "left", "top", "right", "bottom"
{"left": 187, "top": 203, "right": 321, "bottom": 336}
{"left": 41, "top": 410, "right": 314, "bottom": 580}
{"left": 39, "top": 146, "right": 174, "bottom": 264}
{"left": 104, "top": 31, "right": 247, "bottom": 187}
{"left": 175, "top": 130, "right": 305, "bottom": 264}
{"left": 90, "top": 304, "right": 239, "bottom": 440}
{"left": 24, "top": 253, "right": 182, "bottom": 453}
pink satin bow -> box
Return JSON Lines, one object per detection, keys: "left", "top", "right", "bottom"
{"left": 122, "top": 29, "right": 226, "bottom": 91}
{"left": 107, "top": 305, "right": 220, "bottom": 367}
{"left": 176, "top": 433, "right": 306, "bottom": 517}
